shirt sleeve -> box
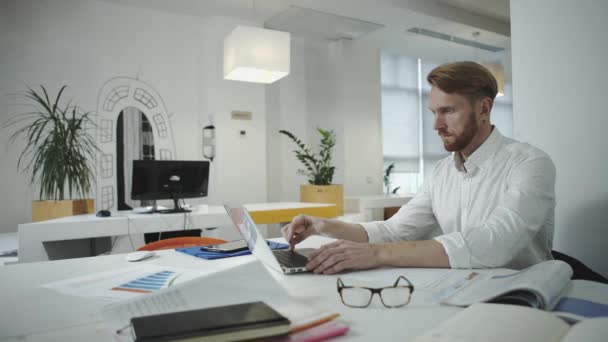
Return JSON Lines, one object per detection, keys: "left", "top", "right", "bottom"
{"left": 435, "top": 155, "right": 556, "bottom": 268}
{"left": 361, "top": 179, "right": 439, "bottom": 243}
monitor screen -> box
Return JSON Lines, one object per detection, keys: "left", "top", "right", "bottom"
{"left": 131, "top": 160, "right": 209, "bottom": 210}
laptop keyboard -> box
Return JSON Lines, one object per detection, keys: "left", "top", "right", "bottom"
{"left": 273, "top": 250, "right": 308, "bottom": 268}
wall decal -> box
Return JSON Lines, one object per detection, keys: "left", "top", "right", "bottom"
{"left": 95, "top": 77, "right": 176, "bottom": 211}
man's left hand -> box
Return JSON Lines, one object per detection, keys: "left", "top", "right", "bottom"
{"left": 306, "top": 240, "right": 383, "bottom": 275}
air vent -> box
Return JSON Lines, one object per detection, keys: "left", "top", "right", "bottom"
{"left": 266, "top": 6, "right": 384, "bottom": 41}
{"left": 407, "top": 27, "right": 504, "bottom": 52}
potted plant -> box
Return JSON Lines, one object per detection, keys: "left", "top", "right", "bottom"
{"left": 383, "top": 162, "right": 402, "bottom": 220}
{"left": 383, "top": 162, "right": 401, "bottom": 195}
{"left": 3, "top": 85, "right": 97, "bottom": 221}
{"left": 279, "top": 128, "right": 343, "bottom": 215}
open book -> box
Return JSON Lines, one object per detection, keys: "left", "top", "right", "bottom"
{"left": 433, "top": 260, "right": 608, "bottom": 322}
{"left": 413, "top": 303, "right": 608, "bottom": 342}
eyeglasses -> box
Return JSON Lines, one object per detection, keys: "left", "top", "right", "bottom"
{"left": 337, "top": 276, "right": 414, "bottom": 308}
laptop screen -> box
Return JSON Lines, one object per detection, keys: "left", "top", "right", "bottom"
{"left": 225, "top": 205, "right": 258, "bottom": 251}
{"left": 224, "top": 204, "right": 284, "bottom": 273}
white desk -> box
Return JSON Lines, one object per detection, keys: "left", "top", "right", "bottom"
{"left": 0, "top": 236, "right": 468, "bottom": 342}
{"left": 18, "top": 202, "right": 337, "bottom": 263}
{"left": 343, "top": 194, "right": 414, "bottom": 221}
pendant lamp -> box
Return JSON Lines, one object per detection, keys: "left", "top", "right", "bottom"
{"left": 223, "top": 25, "right": 290, "bottom": 84}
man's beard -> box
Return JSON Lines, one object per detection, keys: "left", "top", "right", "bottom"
{"left": 440, "top": 112, "right": 479, "bottom": 152}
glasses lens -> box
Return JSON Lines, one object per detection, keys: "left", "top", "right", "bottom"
{"left": 380, "top": 287, "right": 411, "bottom": 307}
{"left": 341, "top": 287, "right": 373, "bottom": 307}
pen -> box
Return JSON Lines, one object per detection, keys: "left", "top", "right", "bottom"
{"left": 290, "top": 313, "right": 340, "bottom": 333}
{"left": 450, "top": 272, "right": 479, "bottom": 291}
{"left": 116, "top": 323, "right": 130, "bottom": 335}
{"left": 432, "top": 272, "right": 479, "bottom": 303}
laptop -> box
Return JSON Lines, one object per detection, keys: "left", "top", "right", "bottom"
{"left": 224, "top": 204, "right": 316, "bottom": 274}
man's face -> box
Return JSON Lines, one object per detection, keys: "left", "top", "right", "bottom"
{"left": 428, "top": 86, "right": 481, "bottom": 152}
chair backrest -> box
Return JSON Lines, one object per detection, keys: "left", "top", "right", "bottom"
{"left": 551, "top": 250, "right": 608, "bottom": 284}
{"left": 137, "top": 237, "right": 227, "bottom": 251}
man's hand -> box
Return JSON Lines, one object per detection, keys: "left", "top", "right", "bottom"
{"left": 305, "top": 240, "right": 383, "bottom": 275}
{"left": 281, "top": 215, "right": 323, "bottom": 250}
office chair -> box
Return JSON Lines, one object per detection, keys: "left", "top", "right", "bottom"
{"left": 551, "top": 250, "right": 608, "bottom": 284}
{"left": 137, "top": 237, "right": 227, "bottom": 251}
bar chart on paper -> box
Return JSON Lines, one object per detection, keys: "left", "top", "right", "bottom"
{"left": 43, "top": 265, "right": 211, "bottom": 302}
{"left": 112, "top": 270, "right": 177, "bottom": 294}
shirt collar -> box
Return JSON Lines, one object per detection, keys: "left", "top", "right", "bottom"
{"left": 453, "top": 127, "right": 503, "bottom": 173}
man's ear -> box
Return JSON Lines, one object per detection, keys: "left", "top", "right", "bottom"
{"left": 479, "top": 97, "right": 493, "bottom": 118}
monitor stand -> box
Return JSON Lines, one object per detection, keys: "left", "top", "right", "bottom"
{"left": 156, "top": 196, "right": 191, "bottom": 214}
{"left": 132, "top": 201, "right": 169, "bottom": 214}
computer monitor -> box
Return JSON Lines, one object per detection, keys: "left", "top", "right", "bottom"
{"left": 131, "top": 160, "right": 210, "bottom": 213}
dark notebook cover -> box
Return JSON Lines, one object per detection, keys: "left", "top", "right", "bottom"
{"left": 131, "top": 301, "right": 291, "bottom": 342}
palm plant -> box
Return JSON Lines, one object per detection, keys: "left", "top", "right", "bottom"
{"left": 384, "top": 162, "right": 401, "bottom": 195}
{"left": 279, "top": 128, "right": 336, "bottom": 185}
{"left": 3, "top": 85, "right": 97, "bottom": 201}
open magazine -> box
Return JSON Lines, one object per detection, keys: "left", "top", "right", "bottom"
{"left": 414, "top": 303, "right": 608, "bottom": 342}
{"left": 433, "top": 260, "right": 608, "bottom": 322}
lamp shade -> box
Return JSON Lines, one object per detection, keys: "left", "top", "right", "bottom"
{"left": 482, "top": 63, "right": 505, "bottom": 97}
{"left": 223, "top": 25, "right": 290, "bottom": 84}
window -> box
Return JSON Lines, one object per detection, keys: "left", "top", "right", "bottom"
{"left": 381, "top": 52, "right": 513, "bottom": 193}
{"left": 134, "top": 88, "right": 158, "bottom": 109}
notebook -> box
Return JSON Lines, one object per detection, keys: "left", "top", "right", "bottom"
{"left": 130, "top": 301, "right": 290, "bottom": 342}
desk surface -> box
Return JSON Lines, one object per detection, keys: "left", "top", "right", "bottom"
{"left": 19, "top": 202, "right": 337, "bottom": 226}
{"left": 0, "top": 236, "right": 480, "bottom": 342}
{"left": 17, "top": 202, "right": 338, "bottom": 263}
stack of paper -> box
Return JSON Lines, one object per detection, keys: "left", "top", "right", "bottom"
{"left": 101, "top": 260, "right": 343, "bottom": 341}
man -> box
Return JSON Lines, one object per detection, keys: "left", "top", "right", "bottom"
{"left": 282, "top": 61, "right": 556, "bottom": 275}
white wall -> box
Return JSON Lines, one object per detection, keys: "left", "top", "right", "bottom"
{"left": 1, "top": 0, "right": 384, "bottom": 235}
{"left": 199, "top": 16, "right": 268, "bottom": 205}
{"left": 266, "top": 37, "right": 326, "bottom": 202}
{"left": 266, "top": 38, "right": 383, "bottom": 202}
{"left": 0, "top": 0, "right": 33, "bottom": 233}
{"left": 338, "top": 41, "right": 384, "bottom": 196}
{"left": 0, "top": 0, "right": 269, "bottom": 233}
{"left": 511, "top": 0, "right": 608, "bottom": 277}
{"left": 0, "top": 0, "right": 200, "bottom": 232}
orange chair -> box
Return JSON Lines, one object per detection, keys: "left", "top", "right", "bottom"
{"left": 137, "top": 237, "right": 227, "bottom": 251}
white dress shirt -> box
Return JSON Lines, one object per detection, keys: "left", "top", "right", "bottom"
{"left": 361, "top": 128, "right": 556, "bottom": 269}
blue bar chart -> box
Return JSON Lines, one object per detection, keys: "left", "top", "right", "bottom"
{"left": 112, "top": 270, "right": 176, "bottom": 294}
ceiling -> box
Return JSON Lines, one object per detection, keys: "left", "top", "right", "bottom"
{"left": 438, "top": 0, "right": 510, "bottom": 24}
{"left": 98, "top": 0, "right": 511, "bottom": 68}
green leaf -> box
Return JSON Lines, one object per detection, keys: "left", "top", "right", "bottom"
{"left": 279, "top": 128, "right": 336, "bottom": 185}
{"left": 1, "top": 85, "right": 97, "bottom": 200}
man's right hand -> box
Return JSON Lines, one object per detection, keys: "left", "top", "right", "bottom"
{"left": 281, "top": 215, "right": 323, "bottom": 250}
